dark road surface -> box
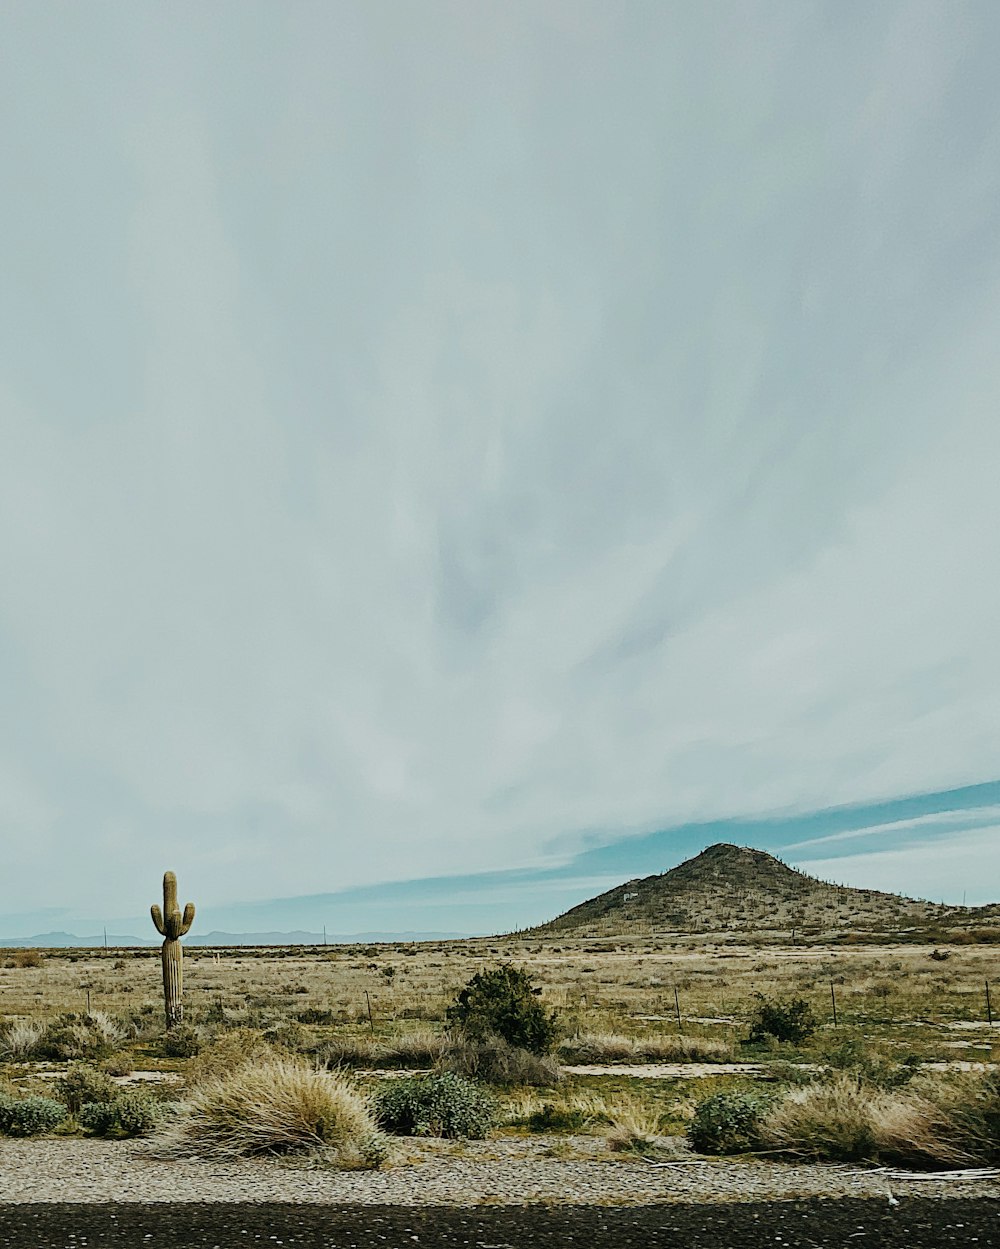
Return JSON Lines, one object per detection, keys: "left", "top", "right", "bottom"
{"left": 0, "top": 1199, "right": 996, "bottom": 1249}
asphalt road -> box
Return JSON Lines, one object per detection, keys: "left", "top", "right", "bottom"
{"left": 0, "top": 1199, "right": 996, "bottom": 1248}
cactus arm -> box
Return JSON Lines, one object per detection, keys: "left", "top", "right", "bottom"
{"left": 151, "top": 904, "right": 165, "bottom": 935}
{"left": 181, "top": 902, "right": 195, "bottom": 935}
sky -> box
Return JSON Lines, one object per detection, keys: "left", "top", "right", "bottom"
{"left": 2, "top": 2, "right": 1000, "bottom": 939}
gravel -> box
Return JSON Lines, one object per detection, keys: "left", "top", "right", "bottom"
{"left": 2, "top": 1137, "right": 999, "bottom": 1207}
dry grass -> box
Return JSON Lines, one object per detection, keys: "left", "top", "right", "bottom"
{"left": 758, "top": 1076, "right": 882, "bottom": 1161}
{"left": 184, "top": 1028, "right": 282, "bottom": 1088}
{"left": 758, "top": 1072, "right": 998, "bottom": 1168}
{"left": 0, "top": 1020, "right": 43, "bottom": 1061}
{"left": 559, "top": 1031, "right": 734, "bottom": 1064}
{"left": 1, "top": 939, "right": 996, "bottom": 1088}
{"left": 157, "top": 1053, "right": 383, "bottom": 1163}
{"left": 439, "top": 1036, "right": 562, "bottom": 1088}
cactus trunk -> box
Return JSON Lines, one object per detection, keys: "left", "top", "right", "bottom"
{"left": 151, "top": 871, "right": 195, "bottom": 1031}
{"left": 161, "top": 938, "right": 184, "bottom": 1028}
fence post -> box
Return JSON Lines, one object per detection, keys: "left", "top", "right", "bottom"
{"left": 830, "top": 980, "right": 838, "bottom": 1026}
{"left": 364, "top": 990, "right": 375, "bottom": 1036}
{"left": 987, "top": 980, "right": 993, "bottom": 1027}
{"left": 674, "top": 986, "right": 682, "bottom": 1031}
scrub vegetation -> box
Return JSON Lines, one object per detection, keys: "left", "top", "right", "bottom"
{"left": 0, "top": 849, "right": 998, "bottom": 1168}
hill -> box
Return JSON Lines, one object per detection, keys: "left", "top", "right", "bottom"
{"left": 531, "top": 843, "right": 1000, "bottom": 942}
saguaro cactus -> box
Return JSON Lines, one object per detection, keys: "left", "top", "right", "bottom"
{"left": 151, "top": 871, "right": 195, "bottom": 1029}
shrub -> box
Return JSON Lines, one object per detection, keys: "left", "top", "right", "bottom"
{"left": 316, "top": 1036, "right": 379, "bottom": 1069}
{"left": 757, "top": 1072, "right": 999, "bottom": 1169}
{"left": 820, "top": 1037, "right": 920, "bottom": 1090}
{"left": 374, "top": 1072, "right": 496, "bottom": 1139}
{"left": 161, "top": 1023, "right": 201, "bottom": 1058}
{"left": 688, "top": 1091, "right": 772, "bottom": 1154}
{"left": 748, "top": 994, "right": 817, "bottom": 1045}
{"left": 184, "top": 1029, "right": 275, "bottom": 1087}
{"left": 79, "top": 1092, "right": 161, "bottom": 1138}
{"left": 758, "top": 1077, "right": 875, "bottom": 1161}
{"left": 32, "top": 1013, "right": 125, "bottom": 1062}
{"left": 11, "top": 950, "right": 42, "bottom": 969}
{"left": 58, "top": 1064, "right": 119, "bottom": 1114}
{"left": 380, "top": 1029, "right": 450, "bottom": 1069}
{"left": 0, "top": 1095, "right": 68, "bottom": 1137}
{"left": 439, "top": 1036, "right": 561, "bottom": 1088}
{"left": 0, "top": 1019, "right": 43, "bottom": 1060}
{"left": 158, "top": 1055, "right": 382, "bottom": 1164}
{"left": 446, "top": 964, "right": 558, "bottom": 1055}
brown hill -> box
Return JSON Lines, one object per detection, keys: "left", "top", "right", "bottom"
{"left": 532, "top": 843, "right": 1000, "bottom": 942}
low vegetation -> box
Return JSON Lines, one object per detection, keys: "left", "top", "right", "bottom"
{"left": 0, "top": 922, "right": 996, "bottom": 1171}
{"left": 374, "top": 1071, "right": 497, "bottom": 1139}
{"left": 0, "top": 1094, "right": 67, "bottom": 1137}
{"left": 157, "top": 1052, "right": 384, "bottom": 1165}
{"left": 446, "top": 963, "right": 559, "bottom": 1054}
{"left": 686, "top": 1066, "right": 1000, "bottom": 1169}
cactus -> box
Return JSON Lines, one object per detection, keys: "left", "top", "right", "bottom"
{"left": 151, "top": 871, "right": 195, "bottom": 1029}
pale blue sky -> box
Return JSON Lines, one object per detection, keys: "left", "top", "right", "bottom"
{"left": 2, "top": 2, "right": 999, "bottom": 936}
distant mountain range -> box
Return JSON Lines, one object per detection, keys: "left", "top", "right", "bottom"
{"left": 531, "top": 842, "right": 1000, "bottom": 940}
{"left": 0, "top": 929, "right": 468, "bottom": 949}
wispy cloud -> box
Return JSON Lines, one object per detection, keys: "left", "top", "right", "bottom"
{"left": 0, "top": 3, "right": 998, "bottom": 922}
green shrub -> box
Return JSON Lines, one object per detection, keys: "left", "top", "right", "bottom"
{"left": 0, "top": 1095, "right": 68, "bottom": 1137}
{"left": 748, "top": 994, "right": 817, "bottom": 1045}
{"left": 58, "top": 1064, "right": 119, "bottom": 1113}
{"left": 79, "top": 1092, "right": 161, "bottom": 1138}
{"left": 688, "top": 1091, "right": 772, "bottom": 1154}
{"left": 374, "top": 1072, "right": 496, "bottom": 1139}
{"left": 446, "top": 965, "right": 558, "bottom": 1055}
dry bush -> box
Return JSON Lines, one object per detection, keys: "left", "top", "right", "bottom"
{"left": 157, "top": 1054, "right": 384, "bottom": 1164}
{"left": 756, "top": 1077, "right": 876, "bottom": 1161}
{"left": 183, "top": 1029, "right": 278, "bottom": 1088}
{"left": 918, "top": 1068, "right": 1000, "bottom": 1164}
{"left": 604, "top": 1098, "right": 668, "bottom": 1155}
{"left": 558, "top": 1032, "right": 732, "bottom": 1064}
{"left": 0, "top": 1019, "right": 44, "bottom": 1060}
{"left": 379, "top": 1029, "right": 450, "bottom": 1069}
{"left": 84, "top": 1011, "right": 129, "bottom": 1048}
{"left": 758, "top": 1074, "right": 992, "bottom": 1168}
{"left": 559, "top": 1033, "right": 636, "bottom": 1063}
{"left": 439, "top": 1036, "right": 562, "bottom": 1087}
{"left": 10, "top": 950, "right": 42, "bottom": 969}
{"left": 315, "top": 1036, "right": 380, "bottom": 1069}
{"left": 636, "top": 1035, "right": 733, "bottom": 1063}
{"left": 867, "top": 1093, "right": 973, "bottom": 1169}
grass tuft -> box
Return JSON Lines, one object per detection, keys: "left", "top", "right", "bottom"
{"left": 158, "top": 1054, "right": 384, "bottom": 1164}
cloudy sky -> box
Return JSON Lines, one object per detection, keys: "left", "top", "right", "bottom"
{"left": 2, "top": 2, "right": 999, "bottom": 938}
